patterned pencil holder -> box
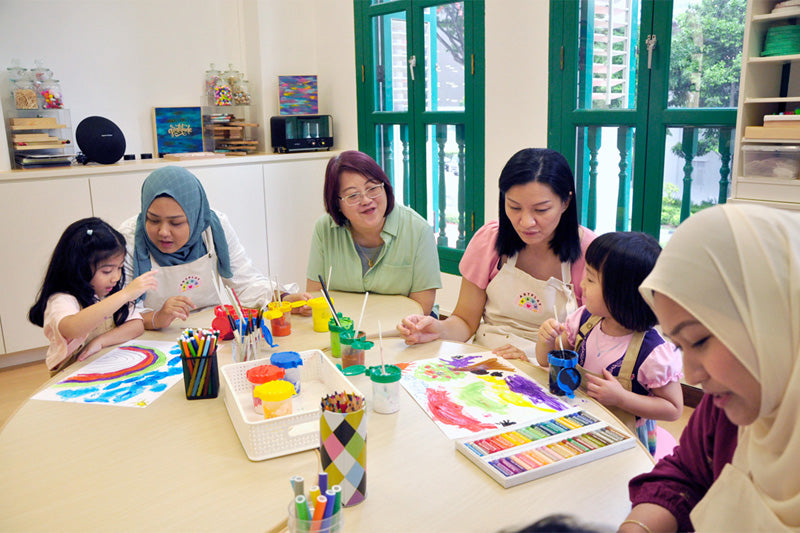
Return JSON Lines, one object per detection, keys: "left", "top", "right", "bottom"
{"left": 320, "top": 407, "right": 367, "bottom": 507}
{"left": 180, "top": 350, "right": 219, "bottom": 400}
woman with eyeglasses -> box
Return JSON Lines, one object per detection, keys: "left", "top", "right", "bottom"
{"left": 306, "top": 150, "right": 441, "bottom": 315}
{"left": 398, "top": 148, "right": 595, "bottom": 361}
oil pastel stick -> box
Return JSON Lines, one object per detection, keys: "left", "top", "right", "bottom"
{"left": 526, "top": 448, "right": 553, "bottom": 465}
{"left": 506, "top": 454, "right": 532, "bottom": 472}
{"left": 516, "top": 426, "right": 541, "bottom": 440}
{"left": 464, "top": 441, "right": 486, "bottom": 456}
{"left": 567, "top": 437, "right": 591, "bottom": 453}
{"left": 498, "top": 456, "right": 524, "bottom": 475}
{"left": 537, "top": 445, "right": 563, "bottom": 462}
{"left": 582, "top": 432, "right": 608, "bottom": 447}
{"left": 573, "top": 434, "right": 598, "bottom": 450}
{"left": 490, "top": 458, "right": 515, "bottom": 477}
{"left": 561, "top": 439, "right": 584, "bottom": 455}
{"left": 557, "top": 416, "right": 581, "bottom": 430}
{"left": 514, "top": 451, "right": 542, "bottom": 469}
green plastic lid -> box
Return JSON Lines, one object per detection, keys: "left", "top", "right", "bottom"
{"left": 367, "top": 364, "right": 401, "bottom": 383}
{"left": 341, "top": 336, "right": 374, "bottom": 350}
{"left": 342, "top": 364, "right": 366, "bottom": 376}
{"left": 328, "top": 314, "right": 354, "bottom": 333}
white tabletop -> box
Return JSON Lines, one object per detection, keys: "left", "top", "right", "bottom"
{"left": 0, "top": 294, "right": 654, "bottom": 532}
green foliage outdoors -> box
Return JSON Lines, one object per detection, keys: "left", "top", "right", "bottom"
{"left": 669, "top": 0, "right": 745, "bottom": 157}
{"left": 660, "top": 183, "right": 717, "bottom": 227}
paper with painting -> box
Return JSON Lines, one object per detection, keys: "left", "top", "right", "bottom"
{"left": 399, "top": 353, "right": 570, "bottom": 439}
{"left": 32, "top": 340, "right": 183, "bottom": 408}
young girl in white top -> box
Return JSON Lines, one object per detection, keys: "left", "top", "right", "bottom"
{"left": 28, "top": 217, "right": 159, "bottom": 373}
{"left": 536, "top": 231, "right": 683, "bottom": 454}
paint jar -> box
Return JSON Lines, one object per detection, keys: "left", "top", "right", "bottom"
{"left": 254, "top": 379, "right": 295, "bottom": 419}
{"left": 547, "top": 350, "right": 581, "bottom": 398}
{"left": 270, "top": 351, "right": 304, "bottom": 393}
{"left": 308, "top": 296, "right": 333, "bottom": 332}
{"left": 367, "top": 364, "right": 402, "bottom": 414}
{"left": 340, "top": 332, "right": 372, "bottom": 370}
{"left": 287, "top": 497, "right": 343, "bottom": 533}
{"left": 246, "top": 364, "right": 285, "bottom": 414}
{"left": 341, "top": 364, "right": 371, "bottom": 406}
{"left": 268, "top": 301, "right": 293, "bottom": 337}
{"left": 328, "top": 315, "right": 353, "bottom": 358}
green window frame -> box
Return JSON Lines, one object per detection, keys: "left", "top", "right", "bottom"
{"left": 353, "top": 0, "right": 485, "bottom": 275}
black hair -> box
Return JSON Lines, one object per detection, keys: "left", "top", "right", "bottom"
{"left": 585, "top": 231, "right": 661, "bottom": 332}
{"left": 29, "top": 217, "right": 130, "bottom": 328}
{"left": 500, "top": 514, "right": 607, "bottom": 533}
{"left": 496, "top": 148, "right": 581, "bottom": 262}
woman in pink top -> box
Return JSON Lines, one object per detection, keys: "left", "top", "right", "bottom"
{"left": 398, "top": 148, "right": 595, "bottom": 360}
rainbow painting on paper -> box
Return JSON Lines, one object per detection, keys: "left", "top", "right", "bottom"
{"left": 278, "top": 75, "right": 318, "bottom": 115}
{"left": 32, "top": 340, "right": 183, "bottom": 408}
{"left": 400, "top": 352, "right": 571, "bottom": 439}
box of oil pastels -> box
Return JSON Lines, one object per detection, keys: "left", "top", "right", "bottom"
{"left": 455, "top": 407, "right": 635, "bottom": 488}
{"left": 221, "top": 349, "right": 362, "bottom": 461}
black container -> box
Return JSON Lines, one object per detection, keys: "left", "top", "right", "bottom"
{"left": 180, "top": 351, "right": 219, "bottom": 399}
{"left": 547, "top": 349, "right": 581, "bottom": 397}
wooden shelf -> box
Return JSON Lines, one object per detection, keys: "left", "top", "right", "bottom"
{"left": 10, "top": 124, "right": 67, "bottom": 131}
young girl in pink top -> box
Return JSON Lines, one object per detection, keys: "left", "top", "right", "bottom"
{"left": 28, "top": 218, "right": 159, "bottom": 373}
{"left": 536, "top": 231, "right": 683, "bottom": 454}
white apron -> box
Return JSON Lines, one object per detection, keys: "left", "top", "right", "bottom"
{"left": 143, "top": 228, "right": 223, "bottom": 312}
{"left": 474, "top": 254, "right": 578, "bottom": 358}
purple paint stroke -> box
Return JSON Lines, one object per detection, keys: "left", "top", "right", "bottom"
{"left": 442, "top": 354, "right": 483, "bottom": 369}
{"left": 504, "top": 373, "right": 567, "bottom": 411}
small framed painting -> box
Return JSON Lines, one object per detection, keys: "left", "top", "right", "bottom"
{"left": 278, "top": 75, "right": 318, "bottom": 115}
{"left": 151, "top": 106, "right": 204, "bottom": 157}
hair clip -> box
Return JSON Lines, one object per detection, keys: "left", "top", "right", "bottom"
{"left": 86, "top": 229, "right": 93, "bottom": 235}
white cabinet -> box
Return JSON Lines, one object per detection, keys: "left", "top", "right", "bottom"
{"left": 0, "top": 177, "right": 93, "bottom": 353}
{"left": 733, "top": 1, "right": 800, "bottom": 209}
{"left": 262, "top": 157, "right": 330, "bottom": 288}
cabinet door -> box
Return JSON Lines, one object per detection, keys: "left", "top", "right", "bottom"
{"left": 0, "top": 178, "right": 92, "bottom": 353}
{"left": 263, "top": 158, "right": 329, "bottom": 289}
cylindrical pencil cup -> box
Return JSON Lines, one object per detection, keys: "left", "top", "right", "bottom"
{"left": 340, "top": 332, "right": 371, "bottom": 370}
{"left": 367, "top": 364, "right": 402, "bottom": 414}
{"left": 246, "top": 364, "right": 285, "bottom": 414}
{"left": 320, "top": 407, "right": 367, "bottom": 507}
{"left": 308, "top": 296, "right": 333, "bottom": 332}
{"left": 180, "top": 350, "right": 219, "bottom": 400}
{"left": 328, "top": 315, "right": 353, "bottom": 358}
{"left": 547, "top": 349, "right": 581, "bottom": 398}
{"left": 287, "top": 497, "right": 343, "bottom": 533}
{"left": 253, "top": 379, "right": 295, "bottom": 419}
{"left": 269, "top": 351, "right": 303, "bottom": 393}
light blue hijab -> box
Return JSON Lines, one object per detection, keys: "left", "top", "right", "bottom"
{"left": 133, "top": 166, "right": 232, "bottom": 278}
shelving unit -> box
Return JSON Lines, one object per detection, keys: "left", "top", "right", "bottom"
{"left": 202, "top": 105, "right": 259, "bottom": 155}
{"left": 732, "top": 1, "right": 800, "bottom": 209}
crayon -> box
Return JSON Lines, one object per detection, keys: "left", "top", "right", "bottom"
{"left": 516, "top": 426, "right": 541, "bottom": 440}
{"left": 513, "top": 451, "right": 541, "bottom": 469}
{"left": 583, "top": 432, "right": 608, "bottom": 447}
{"left": 506, "top": 454, "right": 532, "bottom": 472}
{"left": 573, "top": 435, "right": 598, "bottom": 450}
{"left": 504, "top": 431, "right": 530, "bottom": 446}
{"left": 567, "top": 437, "right": 591, "bottom": 453}
{"left": 464, "top": 442, "right": 486, "bottom": 457}
{"left": 491, "top": 434, "right": 516, "bottom": 449}
{"left": 548, "top": 419, "right": 572, "bottom": 432}
{"left": 526, "top": 425, "right": 550, "bottom": 439}
{"left": 489, "top": 458, "right": 515, "bottom": 477}
{"left": 557, "top": 416, "right": 581, "bottom": 430}
{"left": 527, "top": 448, "right": 553, "bottom": 465}
{"left": 534, "top": 423, "right": 557, "bottom": 437}
{"left": 498, "top": 456, "right": 524, "bottom": 475}
{"left": 538, "top": 445, "right": 564, "bottom": 462}
{"left": 561, "top": 439, "right": 584, "bottom": 455}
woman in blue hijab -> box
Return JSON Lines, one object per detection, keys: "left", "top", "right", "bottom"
{"left": 119, "top": 166, "right": 307, "bottom": 329}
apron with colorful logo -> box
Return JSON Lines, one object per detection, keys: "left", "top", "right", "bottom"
{"left": 475, "top": 254, "right": 577, "bottom": 357}
{"left": 143, "top": 228, "right": 222, "bottom": 312}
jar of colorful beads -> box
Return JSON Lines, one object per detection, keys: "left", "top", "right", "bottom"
{"left": 39, "top": 79, "right": 63, "bottom": 109}
{"left": 233, "top": 78, "right": 251, "bottom": 105}
{"left": 213, "top": 77, "right": 232, "bottom": 106}
{"left": 205, "top": 63, "right": 221, "bottom": 106}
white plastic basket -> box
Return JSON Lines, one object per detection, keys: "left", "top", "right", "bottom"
{"left": 221, "top": 349, "right": 362, "bottom": 461}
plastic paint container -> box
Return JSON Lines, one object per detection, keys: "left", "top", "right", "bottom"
{"left": 270, "top": 351, "right": 304, "bottom": 393}
{"left": 308, "top": 296, "right": 333, "bottom": 332}
{"left": 246, "top": 364, "right": 285, "bottom": 414}
{"left": 367, "top": 365, "right": 402, "bottom": 414}
{"left": 328, "top": 315, "right": 354, "bottom": 358}
{"left": 547, "top": 349, "right": 581, "bottom": 398}
{"left": 341, "top": 364, "right": 371, "bottom": 405}
{"left": 268, "top": 301, "right": 293, "bottom": 337}
{"left": 340, "top": 333, "right": 372, "bottom": 370}
{"left": 254, "top": 379, "right": 296, "bottom": 419}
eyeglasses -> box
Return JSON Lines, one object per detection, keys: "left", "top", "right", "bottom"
{"left": 339, "top": 183, "right": 385, "bottom": 206}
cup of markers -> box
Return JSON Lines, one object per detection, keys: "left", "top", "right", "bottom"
{"left": 288, "top": 474, "right": 344, "bottom": 533}
{"left": 178, "top": 328, "right": 220, "bottom": 400}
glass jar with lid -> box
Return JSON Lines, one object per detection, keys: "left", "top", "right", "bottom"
{"left": 233, "top": 79, "right": 251, "bottom": 105}
{"left": 222, "top": 63, "right": 241, "bottom": 89}
{"left": 213, "top": 77, "right": 232, "bottom": 106}
{"left": 39, "top": 78, "right": 64, "bottom": 109}
{"left": 205, "top": 63, "right": 221, "bottom": 106}
{"left": 31, "top": 59, "right": 53, "bottom": 86}
{"left": 13, "top": 75, "right": 38, "bottom": 109}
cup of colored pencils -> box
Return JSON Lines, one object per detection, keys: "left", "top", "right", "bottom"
{"left": 178, "top": 328, "right": 220, "bottom": 400}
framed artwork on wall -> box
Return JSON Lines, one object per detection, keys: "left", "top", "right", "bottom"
{"left": 151, "top": 106, "right": 204, "bottom": 157}
{"left": 278, "top": 75, "right": 318, "bottom": 115}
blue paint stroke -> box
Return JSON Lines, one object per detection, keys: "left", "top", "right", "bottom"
{"left": 57, "top": 387, "right": 99, "bottom": 399}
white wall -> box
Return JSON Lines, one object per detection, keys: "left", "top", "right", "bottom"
{"left": 0, "top": 0, "right": 550, "bottom": 313}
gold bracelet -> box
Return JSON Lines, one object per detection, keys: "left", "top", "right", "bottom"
{"left": 150, "top": 310, "right": 159, "bottom": 330}
{"left": 620, "top": 519, "right": 653, "bottom": 533}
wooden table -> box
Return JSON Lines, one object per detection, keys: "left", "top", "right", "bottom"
{"left": 0, "top": 294, "right": 654, "bottom": 532}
